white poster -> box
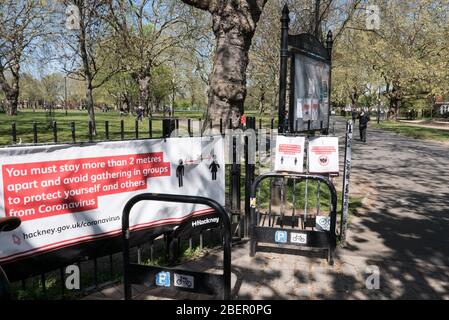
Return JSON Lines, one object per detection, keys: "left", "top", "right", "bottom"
{"left": 293, "top": 54, "right": 331, "bottom": 131}
{"left": 308, "top": 137, "right": 339, "bottom": 174}
{"left": 296, "top": 99, "right": 303, "bottom": 119}
{"left": 0, "top": 137, "right": 224, "bottom": 263}
{"left": 274, "top": 136, "right": 305, "bottom": 173}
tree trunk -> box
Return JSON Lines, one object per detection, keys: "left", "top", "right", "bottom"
{"left": 86, "top": 82, "right": 96, "bottom": 134}
{"left": 77, "top": 4, "right": 96, "bottom": 135}
{"left": 0, "top": 68, "right": 20, "bottom": 116}
{"left": 206, "top": 3, "right": 266, "bottom": 130}
{"left": 138, "top": 75, "right": 150, "bottom": 117}
{"left": 190, "top": 87, "right": 196, "bottom": 110}
{"left": 181, "top": 0, "right": 266, "bottom": 131}
{"left": 5, "top": 89, "right": 19, "bottom": 116}
{"left": 394, "top": 98, "right": 401, "bottom": 120}
{"left": 171, "top": 81, "right": 176, "bottom": 118}
{"left": 259, "top": 89, "right": 265, "bottom": 114}
{"left": 270, "top": 91, "right": 277, "bottom": 120}
{"left": 206, "top": 29, "right": 252, "bottom": 130}
{"left": 350, "top": 91, "right": 359, "bottom": 110}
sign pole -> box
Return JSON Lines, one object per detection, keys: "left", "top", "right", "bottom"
{"left": 278, "top": 4, "right": 290, "bottom": 134}
{"left": 325, "top": 30, "right": 333, "bottom": 135}
{"left": 340, "top": 120, "right": 353, "bottom": 246}
{"left": 314, "top": 0, "right": 321, "bottom": 38}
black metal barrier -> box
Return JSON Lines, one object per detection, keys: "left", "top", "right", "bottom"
{"left": 122, "top": 193, "right": 231, "bottom": 300}
{"left": 249, "top": 173, "right": 338, "bottom": 265}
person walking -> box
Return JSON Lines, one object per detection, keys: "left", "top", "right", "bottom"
{"left": 136, "top": 106, "right": 144, "bottom": 121}
{"left": 359, "top": 111, "right": 371, "bottom": 143}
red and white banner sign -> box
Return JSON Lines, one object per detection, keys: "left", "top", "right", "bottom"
{"left": 274, "top": 136, "right": 305, "bottom": 173}
{"left": 0, "top": 137, "right": 224, "bottom": 263}
{"left": 308, "top": 137, "right": 339, "bottom": 174}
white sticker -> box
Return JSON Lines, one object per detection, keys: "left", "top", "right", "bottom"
{"left": 174, "top": 273, "right": 194, "bottom": 289}
{"left": 316, "top": 216, "right": 330, "bottom": 231}
{"left": 274, "top": 135, "right": 305, "bottom": 173}
{"left": 308, "top": 136, "right": 339, "bottom": 174}
{"left": 296, "top": 98, "right": 303, "bottom": 119}
{"left": 290, "top": 232, "right": 307, "bottom": 244}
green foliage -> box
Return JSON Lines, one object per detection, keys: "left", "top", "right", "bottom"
{"left": 332, "top": 0, "right": 449, "bottom": 110}
{"left": 150, "top": 65, "right": 173, "bottom": 103}
{"left": 176, "top": 99, "right": 191, "bottom": 110}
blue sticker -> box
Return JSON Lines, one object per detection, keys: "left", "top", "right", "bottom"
{"left": 155, "top": 271, "right": 170, "bottom": 287}
{"left": 275, "top": 230, "right": 288, "bottom": 243}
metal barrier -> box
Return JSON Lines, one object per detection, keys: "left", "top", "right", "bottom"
{"left": 122, "top": 193, "right": 231, "bottom": 300}
{"left": 249, "top": 173, "right": 338, "bottom": 265}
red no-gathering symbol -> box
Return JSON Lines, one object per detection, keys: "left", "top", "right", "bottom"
{"left": 319, "top": 155, "right": 329, "bottom": 166}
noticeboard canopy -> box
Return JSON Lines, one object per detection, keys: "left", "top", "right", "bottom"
{"left": 288, "top": 33, "right": 331, "bottom": 63}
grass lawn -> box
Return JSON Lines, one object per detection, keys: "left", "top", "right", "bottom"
{"left": 0, "top": 109, "right": 277, "bottom": 146}
{"left": 0, "top": 109, "right": 207, "bottom": 146}
{"left": 374, "top": 121, "right": 449, "bottom": 142}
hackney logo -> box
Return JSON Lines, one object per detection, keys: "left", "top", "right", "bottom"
{"left": 192, "top": 217, "right": 219, "bottom": 228}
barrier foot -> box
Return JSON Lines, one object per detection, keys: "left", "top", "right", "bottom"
{"left": 327, "top": 247, "right": 334, "bottom": 266}
{"left": 249, "top": 240, "right": 256, "bottom": 257}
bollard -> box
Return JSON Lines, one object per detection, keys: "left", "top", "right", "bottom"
{"left": 88, "top": 121, "right": 93, "bottom": 143}
{"left": 53, "top": 121, "right": 57, "bottom": 143}
{"left": 105, "top": 121, "right": 109, "bottom": 140}
{"left": 71, "top": 121, "right": 76, "bottom": 143}
{"left": 11, "top": 122, "right": 17, "bottom": 144}
{"left": 33, "top": 122, "right": 38, "bottom": 144}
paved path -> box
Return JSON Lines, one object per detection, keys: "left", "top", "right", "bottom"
{"left": 339, "top": 118, "right": 449, "bottom": 299}
{"left": 85, "top": 117, "right": 449, "bottom": 300}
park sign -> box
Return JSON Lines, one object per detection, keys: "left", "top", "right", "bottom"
{"left": 274, "top": 135, "right": 305, "bottom": 173}
{"left": 0, "top": 136, "right": 224, "bottom": 264}
{"left": 278, "top": 5, "right": 333, "bottom": 134}
{"left": 308, "top": 137, "right": 339, "bottom": 174}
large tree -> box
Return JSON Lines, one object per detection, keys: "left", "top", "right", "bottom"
{"left": 62, "top": 0, "right": 121, "bottom": 134}
{"left": 333, "top": 0, "right": 449, "bottom": 118}
{"left": 104, "top": 0, "right": 188, "bottom": 117}
{"left": 0, "top": 0, "right": 46, "bottom": 115}
{"left": 181, "top": 0, "right": 268, "bottom": 129}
